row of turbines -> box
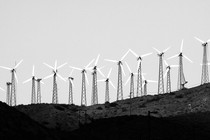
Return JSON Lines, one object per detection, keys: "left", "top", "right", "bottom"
{"left": 0, "top": 37, "right": 209, "bottom": 106}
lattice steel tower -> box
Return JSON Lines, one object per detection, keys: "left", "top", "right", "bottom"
{"left": 143, "top": 80, "right": 147, "bottom": 96}
{"left": 81, "top": 70, "right": 87, "bottom": 106}
{"left": 201, "top": 43, "right": 209, "bottom": 84}
{"left": 105, "top": 79, "right": 109, "bottom": 102}
{"left": 10, "top": 69, "right": 16, "bottom": 106}
{"left": 68, "top": 77, "right": 74, "bottom": 104}
{"left": 157, "top": 53, "right": 164, "bottom": 94}
{"left": 52, "top": 73, "right": 58, "bottom": 104}
{"left": 91, "top": 70, "right": 98, "bottom": 105}
{"left": 166, "top": 66, "right": 171, "bottom": 93}
{"left": 177, "top": 53, "right": 186, "bottom": 90}
{"left": 31, "top": 76, "right": 36, "bottom": 104}
{"left": 6, "top": 82, "right": 11, "bottom": 106}
{"left": 117, "top": 61, "right": 123, "bottom": 101}
{"left": 36, "top": 79, "right": 42, "bottom": 104}
{"left": 129, "top": 73, "right": 134, "bottom": 98}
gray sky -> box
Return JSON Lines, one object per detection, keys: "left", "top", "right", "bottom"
{"left": 0, "top": 0, "right": 210, "bottom": 105}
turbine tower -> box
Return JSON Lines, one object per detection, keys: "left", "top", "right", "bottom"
{"left": 68, "top": 69, "right": 74, "bottom": 105}
{"left": 0, "top": 60, "right": 23, "bottom": 106}
{"left": 90, "top": 54, "right": 105, "bottom": 105}
{"left": 142, "top": 79, "right": 157, "bottom": 96}
{"left": 6, "top": 82, "right": 11, "bottom": 105}
{"left": 153, "top": 47, "right": 170, "bottom": 94}
{"left": 105, "top": 50, "right": 130, "bottom": 101}
{"left": 70, "top": 59, "right": 95, "bottom": 106}
{"left": 44, "top": 61, "right": 67, "bottom": 104}
{"left": 194, "top": 37, "right": 210, "bottom": 85}
{"left": 23, "top": 65, "right": 37, "bottom": 104}
{"left": 36, "top": 78, "right": 44, "bottom": 104}
{"left": 124, "top": 62, "right": 135, "bottom": 98}
{"left": 98, "top": 68, "right": 116, "bottom": 103}
{"left": 168, "top": 40, "right": 193, "bottom": 90}
{"left": 164, "top": 60, "right": 178, "bottom": 93}
{"left": 129, "top": 49, "right": 153, "bottom": 97}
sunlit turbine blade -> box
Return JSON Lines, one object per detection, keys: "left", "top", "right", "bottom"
{"left": 0, "top": 66, "right": 11, "bottom": 70}
{"left": 164, "top": 69, "right": 169, "bottom": 78}
{"left": 98, "top": 68, "right": 105, "bottom": 77}
{"left": 120, "top": 49, "right": 130, "bottom": 61}
{"left": 110, "top": 80, "right": 116, "bottom": 89}
{"left": 207, "top": 39, "right": 210, "bottom": 43}
{"left": 23, "top": 78, "right": 32, "bottom": 84}
{"left": 183, "top": 55, "right": 193, "bottom": 63}
{"left": 129, "top": 49, "right": 138, "bottom": 57}
{"left": 194, "top": 37, "right": 205, "bottom": 44}
{"left": 171, "top": 65, "right": 179, "bottom": 67}
{"left": 147, "top": 80, "right": 157, "bottom": 83}
{"left": 0, "top": 87, "right": 5, "bottom": 92}
{"left": 43, "top": 63, "right": 54, "bottom": 69}
{"left": 124, "top": 76, "right": 131, "bottom": 86}
{"left": 142, "top": 74, "right": 145, "bottom": 80}
{"left": 69, "top": 69, "right": 74, "bottom": 77}
{"left": 40, "top": 81, "right": 44, "bottom": 84}
{"left": 97, "top": 79, "right": 106, "bottom": 82}
{"left": 142, "top": 52, "right": 153, "bottom": 58}
{"left": 167, "top": 54, "right": 178, "bottom": 60}
{"left": 107, "top": 68, "right": 112, "bottom": 78}
{"left": 95, "top": 54, "right": 100, "bottom": 66}
{"left": 121, "top": 65, "right": 126, "bottom": 76}
{"left": 69, "top": 66, "right": 82, "bottom": 71}
{"left": 180, "top": 39, "right": 184, "bottom": 52}
{"left": 32, "top": 65, "right": 35, "bottom": 76}
{"left": 70, "top": 79, "right": 75, "bottom": 87}
{"left": 57, "top": 74, "right": 66, "bottom": 82}
{"left": 163, "top": 47, "right": 170, "bottom": 53}
{"left": 153, "top": 47, "right": 161, "bottom": 54}
{"left": 54, "top": 60, "right": 57, "bottom": 71}
{"left": 104, "top": 59, "right": 118, "bottom": 63}
{"left": 137, "top": 60, "right": 141, "bottom": 71}
{"left": 125, "top": 61, "right": 131, "bottom": 73}
{"left": 14, "top": 59, "right": 23, "bottom": 69}
{"left": 164, "top": 60, "right": 168, "bottom": 67}
{"left": 43, "top": 74, "right": 54, "bottom": 80}
{"left": 14, "top": 72, "right": 18, "bottom": 83}
{"left": 85, "top": 59, "right": 95, "bottom": 69}
{"left": 57, "top": 62, "right": 67, "bottom": 69}
{"left": 85, "top": 73, "right": 89, "bottom": 85}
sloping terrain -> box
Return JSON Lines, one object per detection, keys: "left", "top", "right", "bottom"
{"left": 16, "top": 83, "right": 210, "bottom": 131}
{"left": 0, "top": 101, "right": 57, "bottom": 140}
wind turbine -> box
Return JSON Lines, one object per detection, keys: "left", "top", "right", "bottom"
{"left": 0, "top": 59, "right": 23, "bottom": 106}
{"left": 43, "top": 60, "right": 67, "bottom": 104}
{"left": 36, "top": 78, "right": 44, "bottom": 104}
{"left": 142, "top": 75, "right": 157, "bottom": 96}
{"left": 164, "top": 60, "right": 178, "bottom": 93}
{"left": 98, "top": 68, "right": 116, "bottom": 103}
{"left": 194, "top": 37, "right": 210, "bottom": 85}
{"left": 105, "top": 49, "right": 130, "bottom": 101}
{"left": 68, "top": 69, "right": 74, "bottom": 105}
{"left": 168, "top": 40, "right": 193, "bottom": 90}
{"left": 70, "top": 59, "right": 95, "bottom": 106}
{"left": 23, "top": 65, "right": 37, "bottom": 104}
{"left": 6, "top": 82, "right": 11, "bottom": 105}
{"left": 89, "top": 54, "right": 105, "bottom": 105}
{"left": 129, "top": 49, "right": 153, "bottom": 97}
{"left": 153, "top": 47, "right": 170, "bottom": 94}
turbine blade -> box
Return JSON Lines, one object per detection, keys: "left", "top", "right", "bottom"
{"left": 14, "top": 59, "right": 23, "bottom": 69}
{"left": 85, "top": 73, "right": 89, "bottom": 85}
{"left": 107, "top": 68, "right": 112, "bottom": 78}
{"left": 147, "top": 80, "right": 157, "bottom": 83}
{"left": 110, "top": 80, "right": 116, "bottom": 89}
{"left": 0, "top": 87, "right": 5, "bottom": 92}
{"left": 70, "top": 79, "right": 75, "bottom": 88}
{"left": 164, "top": 60, "right": 168, "bottom": 67}
{"left": 14, "top": 72, "right": 18, "bottom": 83}
{"left": 43, "top": 63, "right": 54, "bottom": 69}
{"left": 69, "top": 66, "right": 82, "bottom": 71}
{"left": 40, "top": 81, "right": 44, "bottom": 84}
{"left": 141, "top": 52, "right": 153, "bottom": 58}
{"left": 183, "top": 55, "right": 193, "bottom": 63}
{"left": 163, "top": 47, "right": 170, "bottom": 53}
{"left": 170, "top": 65, "right": 179, "bottom": 67}
{"left": 43, "top": 74, "right": 54, "bottom": 80}
{"left": 57, "top": 62, "right": 67, "bottom": 69}
{"left": 194, "top": 37, "right": 205, "bottom": 44}
{"left": 121, "top": 65, "right": 126, "bottom": 76}
{"left": 54, "top": 60, "right": 57, "bottom": 71}
{"left": 23, "top": 78, "right": 32, "bottom": 84}
{"left": 57, "top": 74, "right": 66, "bottom": 82}
{"left": 153, "top": 47, "right": 161, "bottom": 54}
{"left": 0, "top": 66, "right": 11, "bottom": 70}
{"left": 98, "top": 68, "right": 105, "bottom": 77}
{"left": 142, "top": 74, "right": 145, "bottom": 80}
{"left": 120, "top": 49, "right": 130, "bottom": 61}
{"left": 167, "top": 54, "right": 178, "bottom": 60}
{"left": 124, "top": 76, "right": 130, "bottom": 86}
{"left": 97, "top": 79, "right": 106, "bottom": 82}
{"left": 207, "top": 39, "right": 210, "bottom": 43}
{"left": 95, "top": 54, "right": 100, "bottom": 66}
{"left": 69, "top": 69, "right": 74, "bottom": 76}
{"left": 32, "top": 65, "right": 35, "bottom": 76}
{"left": 129, "top": 49, "right": 138, "bottom": 57}
{"left": 85, "top": 59, "right": 95, "bottom": 69}
{"left": 180, "top": 40, "right": 184, "bottom": 52}
{"left": 125, "top": 61, "right": 131, "bottom": 73}
{"left": 104, "top": 59, "right": 118, "bottom": 63}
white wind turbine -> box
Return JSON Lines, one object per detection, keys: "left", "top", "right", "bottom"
{"left": 70, "top": 59, "right": 95, "bottom": 106}
{"left": 105, "top": 49, "right": 130, "bottom": 101}
{"left": 129, "top": 49, "right": 153, "bottom": 97}
{"left": 168, "top": 40, "right": 193, "bottom": 90}
{"left": 0, "top": 59, "right": 23, "bottom": 106}
{"left": 43, "top": 60, "right": 67, "bottom": 104}
{"left": 67, "top": 69, "right": 74, "bottom": 105}
{"left": 98, "top": 68, "right": 116, "bottom": 103}
{"left": 142, "top": 75, "right": 157, "bottom": 96}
